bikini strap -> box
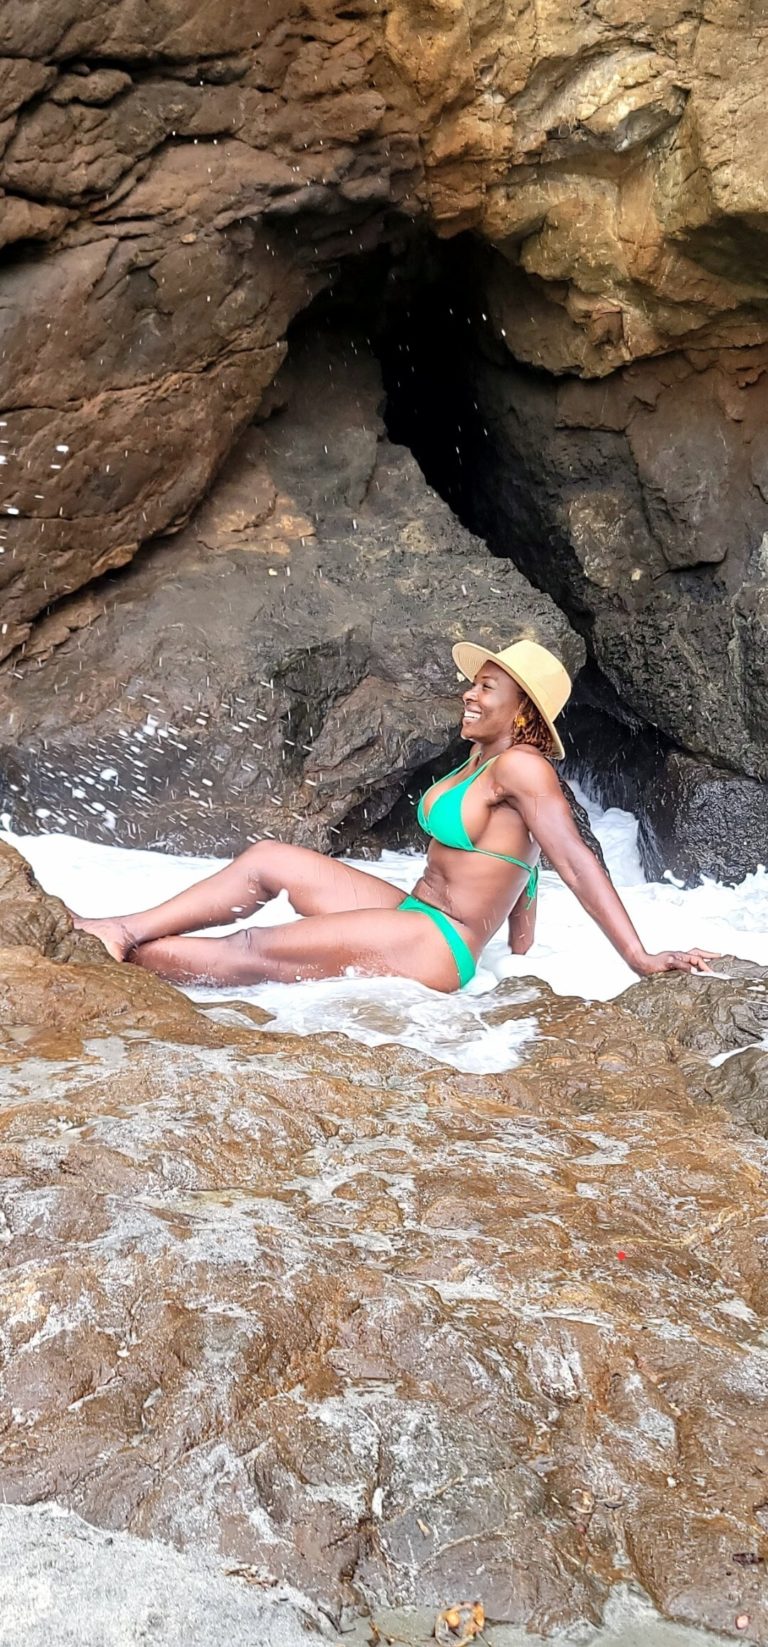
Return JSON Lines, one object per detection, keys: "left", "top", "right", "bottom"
{"left": 524, "top": 861, "right": 539, "bottom": 904}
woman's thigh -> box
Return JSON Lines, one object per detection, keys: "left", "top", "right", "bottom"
{"left": 255, "top": 841, "right": 405, "bottom": 917}
{"left": 252, "top": 906, "right": 464, "bottom": 990}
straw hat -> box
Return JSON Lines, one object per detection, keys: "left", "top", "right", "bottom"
{"left": 452, "top": 638, "right": 572, "bottom": 760}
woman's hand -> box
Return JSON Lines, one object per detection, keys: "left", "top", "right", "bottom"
{"left": 631, "top": 948, "right": 719, "bottom": 977}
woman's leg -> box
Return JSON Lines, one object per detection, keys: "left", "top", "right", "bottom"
{"left": 131, "top": 906, "right": 465, "bottom": 993}
{"left": 72, "top": 842, "right": 404, "bottom": 961}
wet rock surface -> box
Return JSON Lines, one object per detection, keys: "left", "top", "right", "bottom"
{"left": 1, "top": 843, "right": 767, "bottom": 1640}
{"left": 0, "top": 327, "right": 581, "bottom": 853}
{"left": 638, "top": 754, "right": 768, "bottom": 887}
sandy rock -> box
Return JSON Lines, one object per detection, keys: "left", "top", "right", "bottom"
{"left": 384, "top": 0, "right": 768, "bottom": 370}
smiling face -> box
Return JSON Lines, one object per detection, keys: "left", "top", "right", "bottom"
{"left": 461, "top": 661, "right": 526, "bottom": 741}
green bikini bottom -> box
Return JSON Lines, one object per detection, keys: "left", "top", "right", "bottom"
{"left": 399, "top": 895, "right": 477, "bottom": 989}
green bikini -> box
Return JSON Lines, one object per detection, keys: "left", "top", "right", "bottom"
{"left": 402, "top": 757, "right": 540, "bottom": 989}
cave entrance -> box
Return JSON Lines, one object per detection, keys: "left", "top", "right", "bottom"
{"left": 304, "top": 234, "right": 484, "bottom": 530}
{"left": 300, "top": 234, "right": 668, "bottom": 821}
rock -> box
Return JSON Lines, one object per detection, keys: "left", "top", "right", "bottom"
{"left": 0, "top": 0, "right": 767, "bottom": 885}
{"left": 705, "top": 1047, "right": 768, "bottom": 1140}
{"left": 638, "top": 752, "right": 768, "bottom": 886}
{"left": 0, "top": 0, "right": 420, "bottom": 654}
{"left": 0, "top": 326, "right": 583, "bottom": 854}
{"left": 2, "top": 0, "right": 768, "bottom": 667}
{"left": 0, "top": 842, "right": 767, "bottom": 1639}
{"left": 619, "top": 957, "right": 768, "bottom": 1061}
{"left": 459, "top": 335, "right": 768, "bottom": 777}
{"left": 386, "top": 1, "right": 768, "bottom": 371}
{"left": 0, "top": 839, "right": 223, "bottom": 1037}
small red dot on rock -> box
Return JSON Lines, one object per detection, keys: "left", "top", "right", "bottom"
{"left": 616, "top": 1251, "right": 626, "bottom": 1261}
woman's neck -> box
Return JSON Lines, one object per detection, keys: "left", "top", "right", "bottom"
{"left": 468, "top": 734, "right": 516, "bottom": 764}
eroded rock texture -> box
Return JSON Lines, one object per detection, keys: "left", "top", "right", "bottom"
{"left": 0, "top": 327, "right": 582, "bottom": 851}
{"left": 385, "top": 0, "right": 768, "bottom": 373}
{"left": 1, "top": 842, "right": 768, "bottom": 1639}
{"left": 0, "top": 0, "right": 420, "bottom": 657}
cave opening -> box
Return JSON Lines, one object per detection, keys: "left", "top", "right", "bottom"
{"left": 299, "top": 232, "right": 672, "bottom": 832}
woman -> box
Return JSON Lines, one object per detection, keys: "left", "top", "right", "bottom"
{"left": 72, "top": 639, "right": 715, "bottom": 990}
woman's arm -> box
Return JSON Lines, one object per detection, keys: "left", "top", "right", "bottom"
{"left": 508, "top": 889, "right": 537, "bottom": 954}
{"left": 494, "top": 750, "right": 716, "bottom": 977}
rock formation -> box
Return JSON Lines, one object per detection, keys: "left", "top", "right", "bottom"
{"left": 2, "top": 0, "right": 768, "bottom": 869}
{"left": 1, "top": 842, "right": 768, "bottom": 1640}
{"left": 0, "top": 0, "right": 419, "bottom": 655}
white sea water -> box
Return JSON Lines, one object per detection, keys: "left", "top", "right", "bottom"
{"left": 5, "top": 782, "right": 768, "bottom": 1074}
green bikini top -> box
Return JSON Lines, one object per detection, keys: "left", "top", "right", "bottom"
{"left": 417, "top": 756, "right": 539, "bottom": 902}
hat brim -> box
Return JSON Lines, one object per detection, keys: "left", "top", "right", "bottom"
{"left": 452, "top": 642, "right": 566, "bottom": 761}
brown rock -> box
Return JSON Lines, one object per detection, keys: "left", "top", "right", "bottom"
{"left": 0, "top": 0, "right": 415, "bottom": 642}
{"left": 0, "top": 57, "right": 55, "bottom": 123}
{"left": 0, "top": 841, "right": 767, "bottom": 1636}
{"left": 2, "top": 0, "right": 768, "bottom": 651}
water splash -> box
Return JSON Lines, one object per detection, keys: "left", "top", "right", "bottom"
{"left": 5, "top": 785, "right": 768, "bottom": 1073}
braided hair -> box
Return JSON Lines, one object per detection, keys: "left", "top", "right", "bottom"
{"left": 512, "top": 694, "right": 555, "bottom": 757}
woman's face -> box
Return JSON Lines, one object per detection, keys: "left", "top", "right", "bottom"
{"left": 461, "top": 662, "right": 524, "bottom": 740}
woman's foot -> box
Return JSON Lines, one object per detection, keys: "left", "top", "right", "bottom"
{"left": 70, "top": 915, "right": 138, "bottom": 963}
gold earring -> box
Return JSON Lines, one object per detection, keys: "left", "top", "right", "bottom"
{"left": 514, "top": 713, "right": 527, "bottom": 731}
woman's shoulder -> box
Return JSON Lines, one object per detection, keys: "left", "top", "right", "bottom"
{"left": 493, "top": 745, "right": 560, "bottom": 792}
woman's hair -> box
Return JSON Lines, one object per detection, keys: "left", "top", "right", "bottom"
{"left": 513, "top": 694, "right": 555, "bottom": 756}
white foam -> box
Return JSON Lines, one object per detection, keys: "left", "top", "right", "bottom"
{"left": 5, "top": 783, "right": 768, "bottom": 1074}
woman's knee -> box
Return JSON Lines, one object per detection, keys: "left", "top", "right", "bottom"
{"left": 231, "top": 924, "right": 298, "bottom": 984}
{"left": 241, "top": 839, "right": 290, "bottom": 894}
{"left": 227, "top": 924, "right": 266, "bottom": 981}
